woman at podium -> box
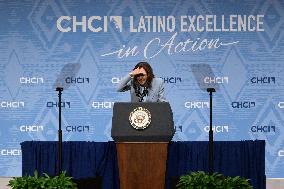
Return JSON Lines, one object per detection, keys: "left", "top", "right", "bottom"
{"left": 117, "top": 62, "right": 166, "bottom": 102}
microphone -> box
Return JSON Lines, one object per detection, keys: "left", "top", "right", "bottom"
{"left": 136, "top": 87, "right": 148, "bottom": 102}
{"left": 143, "top": 87, "right": 148, "bottom": 96}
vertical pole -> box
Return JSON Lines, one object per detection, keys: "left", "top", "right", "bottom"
{"left": 56, "top": 87, "right": 63, "bottom": 175}
{"left": 207, "top": 88, "right": 215, "bottom": 175}
{"left": 209, "top": 91, "right": 214, "bottom": 175}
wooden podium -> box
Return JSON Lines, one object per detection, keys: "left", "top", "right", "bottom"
{"left": 116, "top": 142, "right": 168, "bottom": 189}
{"left": 112, "top": 102, "right": 174, "bottom": 189}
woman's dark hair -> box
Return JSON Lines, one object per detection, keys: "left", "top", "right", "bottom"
{"left": 132, "top": 62, "right": 155, "bottom": 89}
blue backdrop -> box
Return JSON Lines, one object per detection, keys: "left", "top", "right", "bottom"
{"left": 0, "top": 0, "right": 284, "bottom": 178}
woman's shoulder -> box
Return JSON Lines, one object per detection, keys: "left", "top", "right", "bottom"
{"left": 152, "top": 77, "right": 164, "bottom": 86}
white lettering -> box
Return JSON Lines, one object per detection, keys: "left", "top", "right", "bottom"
{"left": 1, "top": 149, "right": 21, "bottom": 156}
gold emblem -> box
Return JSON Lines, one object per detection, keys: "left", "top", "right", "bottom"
{"left": 129, "top": 107, "right": 151, "bottom": 130}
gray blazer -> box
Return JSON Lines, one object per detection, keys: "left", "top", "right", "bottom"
{"left": 117, "top": 74, "right": 166, "bottom": 102}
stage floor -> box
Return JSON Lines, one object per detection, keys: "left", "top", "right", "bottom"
{"left": 1, "top": 178, "right": 283, "bottom": 189}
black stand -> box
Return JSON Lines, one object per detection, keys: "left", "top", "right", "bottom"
{"left": 207, "top": 88, "right": 215, "bottom": 175}
{"left": 56, "top": 87, "right": 63, "bottom": 175}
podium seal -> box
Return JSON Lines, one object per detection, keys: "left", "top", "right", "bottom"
{"left": 129, "top": 107, "right": 151, "bottom": 130}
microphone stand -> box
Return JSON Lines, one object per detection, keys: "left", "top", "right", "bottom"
{"left": 56, "top": 87, "right": 63, "bottom": 175}
{"left": 207, "top": 88, "right": 215, "bottom": 175}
